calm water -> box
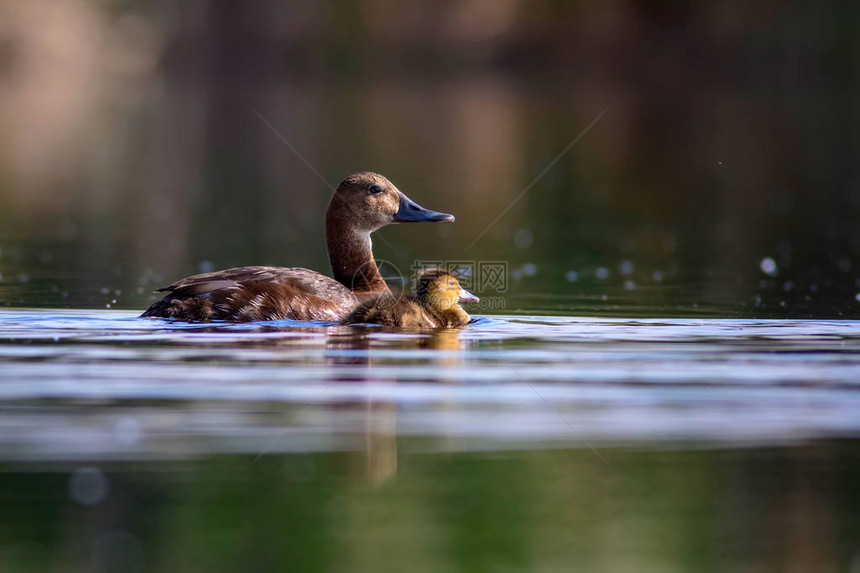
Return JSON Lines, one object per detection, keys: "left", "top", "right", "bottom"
{"left": 1, "top": 309, "right": 860, "bottom": 572}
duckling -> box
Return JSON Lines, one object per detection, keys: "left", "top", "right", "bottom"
{"left": 342, "top": 269, "right": 479, "bottom": 328}
{"left": 141, "top": 172, "right": 454, "bottom": 322}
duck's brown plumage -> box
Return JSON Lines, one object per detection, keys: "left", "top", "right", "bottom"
{"left": 141, "top": 173, "right": 454, "bottom": 322}
{"left": 342, "top": 270, "right": 478, "bottom": 328}
{"left": 141, "top": 266, "right": 358, "bottom": 321}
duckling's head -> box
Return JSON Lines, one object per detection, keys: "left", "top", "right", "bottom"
{"left": 415, "top": 269, "right": 479, "bottom": 310}
{"left": 327, "top": 172, "right": 454, "bottom": 234}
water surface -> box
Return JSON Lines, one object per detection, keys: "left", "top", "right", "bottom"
{"left": 2, "top": 309, "right": 860, "bottom": 459}
{"left": 2, "top": 310, "right": 860, "bottom": 571}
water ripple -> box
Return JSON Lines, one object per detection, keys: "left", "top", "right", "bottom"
{"left": 1, "top": 309, "right": 859, "bottom": 459}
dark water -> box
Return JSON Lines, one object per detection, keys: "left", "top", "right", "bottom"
{"left": 4, "top": 445, "right": 860, "bottom": 573}
{"left": 1, "top": 310, "right": 860, "bottom": 571}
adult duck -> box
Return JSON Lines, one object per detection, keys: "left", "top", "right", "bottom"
{"left": 141, "top": 172, "right": 454, "bottom": 322}
{"left": 342, "top": 269, "right": 479, "bottom": 328}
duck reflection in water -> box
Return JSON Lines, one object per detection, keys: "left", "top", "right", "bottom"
{"left": 320, "top": 322, "right": 472, "bottom": 484}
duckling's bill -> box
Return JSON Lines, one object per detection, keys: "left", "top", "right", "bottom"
{"left": 459, "top": 287, "right": 479, "bottom": 303}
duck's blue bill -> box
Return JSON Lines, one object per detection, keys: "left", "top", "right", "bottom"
{"left": 393, "top": 192, "right": 455, "bottom": 223}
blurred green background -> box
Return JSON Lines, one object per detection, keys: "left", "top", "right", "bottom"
{"left": 0, "top": 0, "right": 858, "bottom": 317}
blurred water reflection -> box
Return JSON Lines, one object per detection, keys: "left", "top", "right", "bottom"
{"left": 1, "top": 443, "right": 859, "bottom": 572}
{"left": 2, "top": 309, "right": 860, "bottom": 460}
{"left": 0, "top": 309, "right": 859, "bottom": 570}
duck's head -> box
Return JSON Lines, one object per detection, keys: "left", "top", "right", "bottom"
{"left": 327, "top": 172, "right": 454, "bottom": 234}
{"left": 415, "top": 269, "right": 480, "bottom": 310}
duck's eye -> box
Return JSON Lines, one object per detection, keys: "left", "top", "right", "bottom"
{"left": 368, "top": 184, "right": 383, "bottom": 194}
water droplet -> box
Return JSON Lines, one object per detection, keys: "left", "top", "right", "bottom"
{"left": 565, "top": 271, "right": 579, "bottom": 282}
{"left": 624, "top": 280, "right": 636, "bottom": 290}
{"left": 513, "top": 229, "right": 533, "bottom": 249}
{"left": 595, "top": 267, "right": 610, "bottom": 280}
{"left": 619, "top": 260, "right": 635, "bottom": 275}
{"left": 100, "top": 287, "right": 110, "bottom": 295}
{"left": 114, "top": 417, "right": 142, "bottom": 446}
{"left": 760, "top": 257, "right": 778, "bottom": 276}
{"left": 651, "top": 270, "right": 664, "bottom": 282}
{"left": 522, "top": 263, "right": 537, "bottom": 277}
{"left": 600, "top": 295, "right": 608, "bottom": 301}
{"left": 198, "top": 260, "right": 215, "bottom": 273}
{"left": 69, "top": 467, "right": 109, "bottom": 506}
{"left": 855, "top": 293, "right": 860, "bottom": 302}
{"left": 18, "top": 273, "right": 29, "bottom": 283}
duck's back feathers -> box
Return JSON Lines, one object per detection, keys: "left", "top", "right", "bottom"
{"left": 142, "top": 266, "right": 359, "bottom": 322}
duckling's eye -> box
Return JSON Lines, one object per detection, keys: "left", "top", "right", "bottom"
{"left": 368, "top": 184, "right": 383, "bottom": 194}
{"left": 448, "top": 281, "right": 454, "bottom": 286}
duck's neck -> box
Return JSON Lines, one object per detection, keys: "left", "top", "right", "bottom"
{"left": 326, "top": 224, "right": 389, "bottom": 295}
